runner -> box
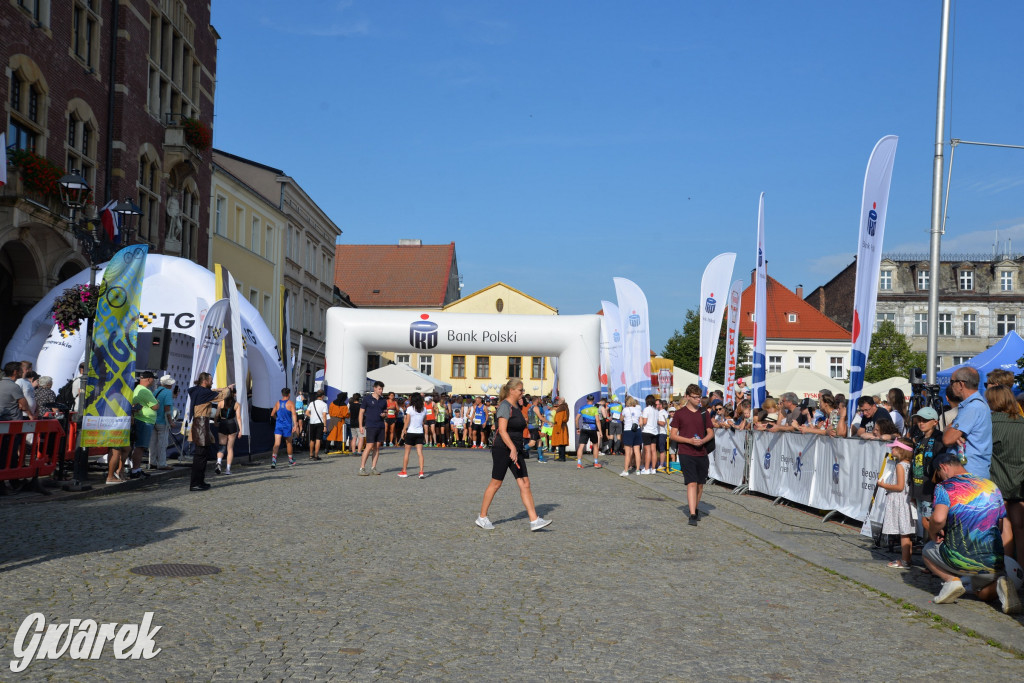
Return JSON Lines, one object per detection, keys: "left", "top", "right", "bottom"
{"left": 358, "top": 381, "right": 387, "bottom": 475}
{"left": 399, "top": 392, "right": 427, "bottom": 479}
{"left": 607, "top": 395, "right": 624, "bottom": 455}
{"left": 528, "top": 395, "right": 549, "bottom": 463}
{"left": 270, "top": 387, "right": 299, "bottom": 468}
{"left": 575, "top": 394, "right": 602, "bottom": 469}
{"left": 215, "top": 388, "right": 238, "bottom": 474}
{"left": 424, "top": 396, "right": 437, "bottom": 447}
{"left": 471, "top": 396, "right": 487, "bottom": 448}
{"left": 434, "top": 396, "right": 448, "bottom": 447}
{"left": 384, "top": 392, "right": 399, "bottom": 447}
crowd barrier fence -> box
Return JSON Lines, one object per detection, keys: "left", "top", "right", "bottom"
{"left": 0, "top": 419, "right": 67, "bottom": 493}
{"left": 706, "top": 428, "right": 890, "bottom": 523}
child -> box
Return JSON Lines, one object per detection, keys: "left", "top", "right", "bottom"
{"left": 878, "top": 436, "right": 916, "bottom": 569}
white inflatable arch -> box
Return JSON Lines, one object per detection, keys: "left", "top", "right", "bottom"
{"left": 325, "top": 308, "right": 601, "bottom": 449}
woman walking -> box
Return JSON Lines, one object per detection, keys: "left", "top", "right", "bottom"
{"left": 215, "top": 389, "right": 238, "bottom": 475}
{"left": 475, "top": 379, "right": 551, "bottom": 532}
{"left": 399, "top": 392, "right": 428, "bottom": 479}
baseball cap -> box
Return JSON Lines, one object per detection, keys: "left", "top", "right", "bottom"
{"left": 138, "top": 370, "right": 155, "bottom": 379}
{"left": 159, "top": 374, "right": 175, "bottom": 386}
{"left": 764, "top": 414, "right": 778, "bottom": 423}
{"left": 913, "top": 407, "right": 939, "bottom": 421}
{"left": 710, "top": 399, "right": 723, "bottom": 407}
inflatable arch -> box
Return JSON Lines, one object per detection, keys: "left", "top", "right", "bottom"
{"left": 2, "top": 255, "right": 286, "bottom": 411}
{"left": 325, "top": 308, "right": 601, "bottom": 449}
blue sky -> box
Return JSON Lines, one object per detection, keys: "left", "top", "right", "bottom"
{"left": 210, "top": 1, "right": 1024, "bottom": 350}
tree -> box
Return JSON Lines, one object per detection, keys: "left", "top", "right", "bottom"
{"left": 864, "top": 321, "right": 926, "bottom": 383}
{"left": 662, "top": 309, "right": 751, "bottom": 385}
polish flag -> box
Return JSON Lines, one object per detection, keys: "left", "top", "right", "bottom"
{"left": 100, "top": 200, "right": 120, "bottom": 243}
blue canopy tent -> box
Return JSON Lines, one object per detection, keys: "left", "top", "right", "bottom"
{"left": 935, "top": 331, "right": 1024, "bottom": 395}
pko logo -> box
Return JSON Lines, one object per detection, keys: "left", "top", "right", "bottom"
{"left": 832, "top": 461, "right": 840, "bottom": 485}
{"left": 763, "top": 449, "right": 771, "bottom": 470}
{"left": 705, "top": 295, "right": 716, "bottom": 314}
{"left": 866, "top": 203, "right": 878, "bottom": 236}
{"left": 628, "top": 312, "right": 641, "bottom": 328}
{"left": 409, "top": 316, "right": 438, "bottom": 350}
{"left": 758, "top": 247, "right": 763, "bottom": 267}
{"left": 613, "top": 331, "right": 621, "bottom": 343}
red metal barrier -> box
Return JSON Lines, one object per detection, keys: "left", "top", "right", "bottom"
{"left": 0, "top": 419, "right": 67, "bottom": 482}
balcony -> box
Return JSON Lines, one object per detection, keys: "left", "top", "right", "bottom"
{"left": 0, "top": 163, "right": 66, "bottom": 219}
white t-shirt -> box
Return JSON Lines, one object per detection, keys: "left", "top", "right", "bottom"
{"left": 16, "top": 378, "right": 36, "bottom": 415}
{"left": 306, "top": 399, "right": 328, "bottom": 425}
{"left": 657, "top": 408, "right": 669, "bottom": 435}
{"left": 406, "top": 406, "right": 426, "bottom": 434}
{"left": 622, "top": 405, "right": 642, "bottom": 430}
{"left": 889, "top": 410, "right": 905, "bottom": 435}
{"left": 641, "top": 405, "right": 660, "bottom": 435}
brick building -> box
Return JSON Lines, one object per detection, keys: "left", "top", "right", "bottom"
{"left": 805, "top": 252, "right": 1024, "bottom": 371}
{"left": 1, "top": 0, "right": 218, "bottom": 355}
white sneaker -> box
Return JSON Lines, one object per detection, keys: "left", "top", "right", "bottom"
{"left": 475, "top": 516, "right": 494, "bottom": 530}
{"left": 997, "top": 576, "right": 1023, "bottom": 614}
{"left": 530, "top": 517, "right": 552, "bottom": 531}
{"left": 619, "top": 470, "right": 629, "bottom": 477}
{"left": 933, "top": 579, "right": 965, "bottom": 604}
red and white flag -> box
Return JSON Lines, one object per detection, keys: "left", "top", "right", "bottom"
{"left": 100, "top": 200, "right": 120, "bottom": 242}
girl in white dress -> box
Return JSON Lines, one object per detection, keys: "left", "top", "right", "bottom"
{"left": 877, "top": 437, "right": 915, "bottom": 569}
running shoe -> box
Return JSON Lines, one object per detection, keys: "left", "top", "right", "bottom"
{"left": 398, "top": 471, "right": 408, "bottom": 478}
{"left": 933, "top": 580, "right": 965, "bottom": 604}
{"left": 997, "top": 576, "right": 1022, "bottom": 614}
{"left": 593, "top": 462, "right": 602, "bottom": 468}
{"left": 358, "top": 467, "right": 368, "bottom": 476}
{"left": 475, "top": 516, "right": 495, "bottom": 530}
{"left": 288, "top": 458, "right": 295, "bottom": 467}
{"left": 371, "top": 468, "right": 380, "bottom": 475}
{"left": 271, "top": 459, "right": 277, "bottom": 469}
{"left": 688, "top": 514, "right": 698, "bottom": 526}
{"left": 215, "top": 462, "right": 222, "bottom": 474}
{"left": 529, "top": 517, "right": 552, "bottom": 531}
{"left": 619, "top": 470, "right": 629, "bottom": 477}
{"left": 419, "top": 472, "right": 425, "bottom": 479}
{"left": 577, "top": 462, "right": 583, "bottom": 469}
{"left": 537, "top": 456, "right": 548, "bottom": 463}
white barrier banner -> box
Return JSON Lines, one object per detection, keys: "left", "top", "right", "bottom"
{"left": 748, "top": 432, "right": 888, "bottom": 521}
{"left": 708, "top": 428, "right": 747, "bottom": 487}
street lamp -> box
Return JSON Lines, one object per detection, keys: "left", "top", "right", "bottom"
{"left": 58, "top": 170, "right": 96, "bottom": 491}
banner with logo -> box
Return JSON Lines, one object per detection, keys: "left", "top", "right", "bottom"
{"left": 848, "top": 135, "right": 899, "bottom": 428}
{"left": 281, "top": 286, "right": 293, "bottom": 395}
{"left": 613, "top": 277, "right": 652, "bottom": 399}
{"left": 81, "top": 245, "right": 149, "bottom": 447}
{"left": 215, "top": 265, "right": 249, "bottom": 436}
{"left": 723, "top": 279, "right": 744, "bottom": 403}
{"left": 191, "top": 298, "right": 230, "bottom": 383}
{"left": 698, "top": 253, "right": 736, "bottom": 395}
{"left": 707, "top": 428, "right": 748, "bottom": 486}
{"left": 752, "top": 192, "right": 767, "bottom": 409}
{"left": 600, "top": 300, "right": 626, "bottom": 400}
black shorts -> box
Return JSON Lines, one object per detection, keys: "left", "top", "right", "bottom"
{"left": 491, "top": 444, "right": 528, "bottom": 481}
{"left": 405, "top": 433, "right": 424, "bottom": 446}
{"left": 579, "top": 429, "right": 599, "bottom": 446}
{"left": 425, "top": 419, "right": 435, "bottom": 426}
{"left": 385, "top": 417, "right": 397, "bottom": 426}
{"left": 309, "top": 423, "right": 324, "bottom": 442}
{"left": 528, "top": 427, "right": 541, "bottom": 441}
{"left": 642, "top": 432, "right": 658, "bottom": 446}
{"left": 365, "top": 423, "right": 385, "bottom": 444}
{"left": 680, "top": 455, "right": 710, "bottom": 484}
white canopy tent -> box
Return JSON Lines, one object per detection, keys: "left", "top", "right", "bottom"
{"left": 366, "top": 363, "right": 453, "bottom": 395}
{"left": 862, "top": 376, "right": 913, "bottom": 400}
{"left": 739, "top": 368, "right": 845, "bottom": 401}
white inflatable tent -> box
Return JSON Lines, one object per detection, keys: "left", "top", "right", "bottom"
{"left": 325, "top": 308, "right": 601, "bottom": 449}
{"left": 2, "top": 254, "right": 286, "bottom": 410}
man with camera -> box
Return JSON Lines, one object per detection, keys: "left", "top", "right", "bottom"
{"left": 923, "top": 451, "right": 1020, "bottom": 613}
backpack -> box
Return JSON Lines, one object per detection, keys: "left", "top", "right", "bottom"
{"left": 57, "top": 377, "right": 76, "bottom": 409}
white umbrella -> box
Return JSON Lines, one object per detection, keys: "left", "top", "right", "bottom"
{"left": 862, "top": 376, "right": 912, "bottom": 400}
{"left": 759, "top": 368, "right": 845, "bottom": 401}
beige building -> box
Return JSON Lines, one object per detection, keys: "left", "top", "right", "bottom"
{"left": 390, "top": 282, "right": 559, "bottom": 396}
{"left": 211, "top": 150, "right": 345, "bottom": 389}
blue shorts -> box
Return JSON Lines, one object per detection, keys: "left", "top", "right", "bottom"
{"left": 274, "top": 422, "right": 293, "bottom": 437}
{"left": 622, "top": 429, "right": 641, "bottom": 448}
{"left": 133, "top": 421, "right": 154, "bottom": 449}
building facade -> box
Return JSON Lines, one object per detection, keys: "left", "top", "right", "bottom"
{"left": 1, "top": 0, "right": 217, "bottom": 355}
{"left": 739, "top": 275, "right": 851, "bottom": 379}
{"left": 212, "top": 150, "right": 343, "bottom": 387}
{"left": 805, "top": 252, "right": 1024, "bottom": 371}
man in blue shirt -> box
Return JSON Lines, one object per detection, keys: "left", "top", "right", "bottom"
{"left": 943, "top": 366, "right": 993, "bottom": 480}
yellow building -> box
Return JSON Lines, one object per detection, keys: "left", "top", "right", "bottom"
{"left": 387, "top": 282, "right": 559, "bottom": 396}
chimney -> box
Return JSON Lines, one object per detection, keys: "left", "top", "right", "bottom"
{"left": 398, "top": 238, "right": 422, "bottom": 246}
{"left": 796, "top": 284, "right": 803, "bottom": 298}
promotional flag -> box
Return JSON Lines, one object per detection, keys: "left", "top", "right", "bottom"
{"left": 0, "top": 133, "right": 7, "bottom": 187}
{"left": 182, "top": 298, "right": 230, "bottom": 431}
{"left": 698, "top": 253, "right": 737, "bottom": 394}
{"left": 215, "top": 264, "right": 249, "bottom": 436}
{"left": 81, "top": 245, "right": 149, "bottom": 447}
{"left": 848, "top": 135, "right": 899, "bottom": 427}
{"left": 752, "top": 193, "right": 768, "bottom": 409}
{"left": 613, "top": 277, "right": 652, "bottom": 399}
{"left": 294, "top": 333, "right": 304, "bottom": 391}
{"left": 280, "top": 286, "right": 293, "bottom": 394}
{"left": 724, "top": 279, "right": 744, "bottom": 402}
{"left": 600, "top": 300, "right": 626, "bottom": 400}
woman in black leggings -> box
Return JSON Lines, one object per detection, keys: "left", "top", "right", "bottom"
{"left": 475, "top": 378, "right": 551, "bottom": 532}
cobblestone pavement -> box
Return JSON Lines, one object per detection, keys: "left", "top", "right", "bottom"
{"left": 1, "top": 448, "right": 1022, "bottom": 681}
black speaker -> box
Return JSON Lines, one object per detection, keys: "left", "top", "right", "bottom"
{"left": 146, "top": 327, "right": 171, "bottom": 372}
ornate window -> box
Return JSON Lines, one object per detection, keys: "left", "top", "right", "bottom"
{"left": 72, "top": 1, "right": 101, "bottom": 69}
{"left": 7, "top": 62, "right": 48, "bottom": 153}
{"left": 65, "top": 101, "right": 98, "bottom": 189}
{"left": 147, "top": 3, "right": 200, "bottom": 120}
{"left": 137, "top": 149, "right": 161, "bottom": 243}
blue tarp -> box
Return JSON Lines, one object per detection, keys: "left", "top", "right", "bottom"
{"left": 935, "top": 331, "right": 1024, "bottom": 394}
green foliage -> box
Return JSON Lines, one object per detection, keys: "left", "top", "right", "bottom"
{"left": 662, "top": 309, "right": 751, "bottom": 384}
{"left": 864, "top": 321, "right": 926, "bottom": 383}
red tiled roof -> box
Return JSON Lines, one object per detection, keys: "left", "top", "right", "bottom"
{"left": 334, "top": 243, "right": 456, "bottom": 308}
{"left": 739, "top": 276, "right": 850, "bottom": 341}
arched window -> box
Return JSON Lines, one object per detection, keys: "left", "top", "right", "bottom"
{"left": 180, "top": 180, "right": 200, "bottom": 261}
{"left": 66, "top": 100, "right": 99, "bottom": 189}
{"left": 137, "top": 147, "right": 161, "bottom": 243}
{"left": 7, "top": 57, "right": 49, "bottom": 153}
